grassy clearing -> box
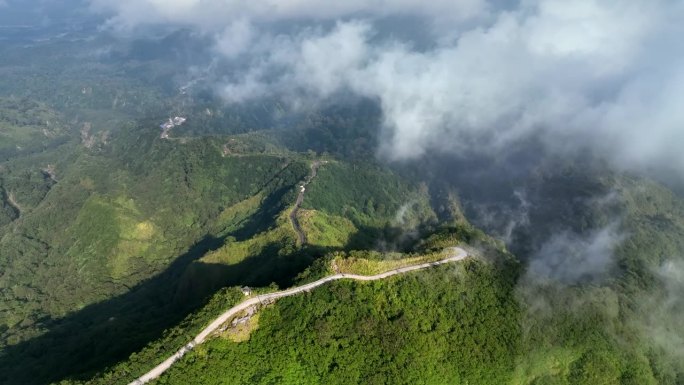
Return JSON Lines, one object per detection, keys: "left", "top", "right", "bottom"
{"left": 216, "top": 193, "right": 263, "bottom": 228}
{"left": 202, "top": 210, "right": 295, "bottom": 266}
{"left": 221, "top": 313, "right": 261, "bottom": 343}
{"left": 510, "top": 348, "right": 579, "bottom": 385}
{"left": 298, "top": 209, "right": 357, "bottom": 248}
{"left": 109, "top": 197, "right": 161, "bottom": 279}
{"left": 66, "top": 195, "right": 168, "bottom": 280}
{"left": 331, "top": 250, "right": 450, "bottom": 276}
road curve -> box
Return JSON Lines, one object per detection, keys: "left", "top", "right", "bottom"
{"left": 289, "top": 161, "right": 321, "bottom": 245}
{"left": 129, "top": 247, "right": 468, "bottom": 385}
{"left": 5, "top": 191, "right": 22, "bottom": 217}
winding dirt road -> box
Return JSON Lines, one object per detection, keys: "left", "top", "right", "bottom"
{"left": 5, "top": 191, "right": 22, "bottom": 217}
{"left": 128, "top": 247, "right": 468, "bottom": 385}
{"left": 289, "top": 161, "right": 321, "bottom": 245}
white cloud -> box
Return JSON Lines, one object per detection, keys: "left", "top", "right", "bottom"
{"left": 90, "top": 0, "right": 489, "bottom": 31}
{"left": 213, "top": 18, "right": 255, "bottom": 59}
{"left": 526, "top": 223, "right": 624, "bottom": 283}
{"left": 91, "top": 0, "right": 684, "bottom": 174}
{"left": 635, "top": 260, "right": 684, "bottom": 360}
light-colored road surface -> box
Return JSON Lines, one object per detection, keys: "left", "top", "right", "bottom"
{"left": 129, "top": 247, "right": 468, "bottom": 385}
{"left": 289, "top": 161, "right": 321, "bottom": 245}
{"left": 6, "top": 191, "right": 22, "bottom": 217}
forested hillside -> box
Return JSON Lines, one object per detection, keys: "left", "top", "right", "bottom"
{"left": 1, "top": 15, "right": 683, "bottom": 385}
{"left": 0, "top": 99, "right": 440, "bottom": 384}
{"left": 55, "top": 166, "right": 684, "bottom": 385}
{"left": 158, "top": 259, "right": 520, "bottom": 385}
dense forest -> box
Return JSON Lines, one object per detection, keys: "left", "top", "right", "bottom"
{"left": 0, "top": 18, "right": 683, "bottom": 385}
{"left": 157, "top": 260, "right": 521, "bottom": 385}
